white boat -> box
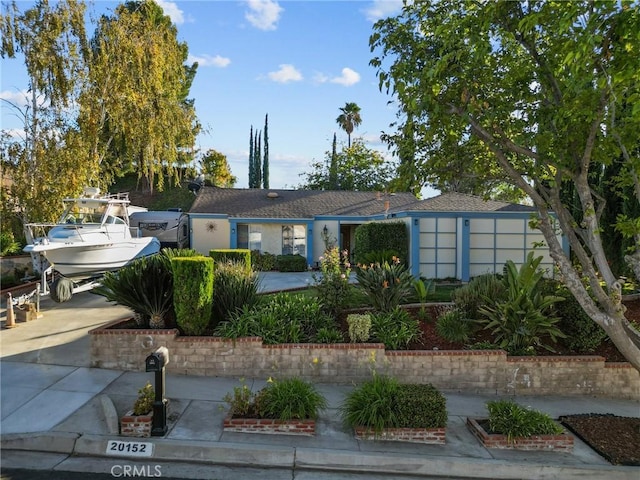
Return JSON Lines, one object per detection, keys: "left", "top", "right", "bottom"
{"left": 24, "top": 187, "right": 161, "bottom": 282}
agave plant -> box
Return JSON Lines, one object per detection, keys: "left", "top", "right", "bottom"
{"left": 95, "top": 254, "right": 174, "bottom": 328}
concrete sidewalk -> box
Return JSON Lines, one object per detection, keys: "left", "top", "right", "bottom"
{"left": 1, "top": 275, "right": 639, "bottom": 479}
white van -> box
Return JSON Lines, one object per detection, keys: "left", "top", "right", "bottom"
{"left": 129, "top": 209, "right": 189, "bottom": 249}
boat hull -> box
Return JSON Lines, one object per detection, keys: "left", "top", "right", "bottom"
{"left": 29, "top": 237, "right": 161, "bottom": 279}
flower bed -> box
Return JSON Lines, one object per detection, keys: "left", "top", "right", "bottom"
{"left": 223, "top": 415, "right": 316, "bottom": 436}
{"left": 466, "top": 418, "right": 573, "bottom": 452}
{"left": 120, "top": 410, "right": 152, "bottom": 438}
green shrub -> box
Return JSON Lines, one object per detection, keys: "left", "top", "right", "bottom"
{"left": 340, "top": 375, "right": 400, "bottom": 433}
{"left": 371, "top": 307, "right": 421, "bottom": 350}
{"left": 395, "top": 384, "right": 447, "bottom": 429}
{"left": 171, "top": 256, "right": 214, "bottom": 335}
{"left": 215, "top": 293, "right": 335, "bottom": 344}
{"left": 258, "top": 377, "right": 328, "bottom": 420}
{"left": 540, "top": 278, "right": 608, "bottom": 353}
{"left": 436, "top": 308, "right": 475, "bottom": 343}
{"left": 356, "top": 258, "right": 415, "bottom": 312}
{"left": 210, "top": 249, "right": 251, "bottom": 274}
{"left": 275, "top": 254, "right": 307, "bottom": 272}
{"left": 354, "top": 222, "right": 408, "bottom": 266}
{"left": 211, "top": 259, "right": 261, "bottom": 327}
{"left": 451, "top": 274, "right": 505, "bottom": 318}
{"left": 313, "top": 247, "right": 351, "bottom": 316}
{"left": 132, "top": 383, "right": 155, "bottom": 416}
{"left": 340, "top": 376, "right": 447, "bottom": 433}
{"left": 486, "top": 399, "right": 564, "bottom": 442}
{"left": 224, "top": 377, "right": 327, "bottom": 421}
{"left": 347, "top": 313, "right": 372, "bottom": 342}
{"left": 251, "top": 250, "right": 276, "bottom": 271}
{"left": 313, "top": 327, "right": 344, "bottom": 343}
{"left": 0, "top": 230, "right": 22, "bottom": 256}
{"left": 478, "top": 253, "right": 565, "bottom": 355}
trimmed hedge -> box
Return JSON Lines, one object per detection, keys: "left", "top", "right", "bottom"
{"left": 354, "top": 222, "right": 408, "bottom": 266}
{"left": 275, "top": 254, "right": 307, "bottom": 272}
{"left": 171, "top": 256, "right": 214, "bottom": 335}
{"left": 210, "top": 249, "right": 251, "bottom": 274}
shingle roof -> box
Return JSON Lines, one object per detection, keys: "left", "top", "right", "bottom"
{"left": 188, "top": 188, "right": 535, "bottom": 217}
{"left": 409, "top": 192, "right": 536, "bottom": 212}
{"left": 189, "top": 188, "right": 420, "bottom": 217}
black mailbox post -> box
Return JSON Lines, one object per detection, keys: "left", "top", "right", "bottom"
{"left": 145, "top": 346, "right": 169, "bottom": 436}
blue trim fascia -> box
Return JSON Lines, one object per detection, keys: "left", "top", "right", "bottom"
{"left": 229, "top": 217, "right": 314, "bottom": 224}
{"left": 461, "top": 218, "right": 470, "bottom": 281}
{"left": 410, "top": 217, "right": 420, "bottom": 277}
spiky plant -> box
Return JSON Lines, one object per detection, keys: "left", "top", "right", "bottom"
{"left": 95, "top": 254, "right": 174, "bottom": 328}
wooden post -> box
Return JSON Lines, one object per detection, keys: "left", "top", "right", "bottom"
{"left": 5, "top": 293, "right": 16, "bottom": 328}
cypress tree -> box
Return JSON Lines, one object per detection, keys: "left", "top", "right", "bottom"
{"left": 248, "top": 125, "right": 254, "bottom": 188}
{"left": 263, "top": 114, "right": 269, "bottom": 189}
{"left": 255, "top": 131, "right": 262, "bottom": 189}
{"left": 329, "top": 132, "right": 338, "bottom": 190}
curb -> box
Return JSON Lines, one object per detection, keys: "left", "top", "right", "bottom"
{"left": 3, "top": 432, "right": 639, "bottom": 480}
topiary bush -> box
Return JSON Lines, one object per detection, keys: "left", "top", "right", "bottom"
{"left": 347, "top": 313, "right": 372, "bottom": 342}
{"left": 275, "top": 254, "right": 307, "bottom": 272}
{"left": 340, "top": 376, "right": 447, "bottom": 433}
{"left": 251, "top": 250, "right": 276, "bottom": 271}
{"left": 171, "top": 256, "right": 214, "bottom": 335}
{"left": 353, "top": 222, "right": 408, "bottom": 266}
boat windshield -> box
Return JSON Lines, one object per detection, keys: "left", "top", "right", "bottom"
{"left": 59, "top": 201, "right": 108, "bottom": 225}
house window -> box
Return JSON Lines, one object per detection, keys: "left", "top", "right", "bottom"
{"left": 282, "top": 225, "right": 306, "bottom": 256}
{"left": 237, "top": 224, "right": 262, "bottom": 251}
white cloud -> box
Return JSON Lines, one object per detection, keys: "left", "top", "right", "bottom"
{"left": 364, "top": 0, "right": 403, "bottom": 22}
{"left": 0, "top": 89, "right": 30, "bottom": 108}
{"left": 245, "top": 0, "right": 283, "bottom": 31}
{"left": 156, "top": 0, "right": 185, "bottom": 25}
{"left": 267, "top": 64, "right": 303, "bottom": 83}
{"left": 188, "top": 54, "right": 231, "bottom": 68}
{"left": 312, "top": 72, "right": 329, "bottom": 84}
{"left": 330, "top": 68, "right": 361, "bottom": 86}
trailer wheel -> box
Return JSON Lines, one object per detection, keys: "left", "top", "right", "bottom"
{"left": 50, "top": 277, "right": 75, "bottom": 303}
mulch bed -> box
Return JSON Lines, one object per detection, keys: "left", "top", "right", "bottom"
{"left": 559, "top": 414, "right": 640, "bottom": 465}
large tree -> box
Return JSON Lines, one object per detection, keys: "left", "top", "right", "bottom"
{"left": 82, "top": 0, "right": 199, "bottom": 194}
{"left": 1, "top": 0, "right": 93, "bottom": 223}
{"left": 370, "top": 1, "right": 640, "bottom": 369}
{"left": 299, "top": 138, "right": 395, "bottom": 191}
{"left": 198, "top": 149, "right": 236, "bottom": 188}
{"left": 336, "top": 102, "right": 362, "bottom": 148}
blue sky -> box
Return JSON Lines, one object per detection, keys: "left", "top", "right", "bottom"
{"left": 2, "top": 1, "right": 438, "bottom": 194}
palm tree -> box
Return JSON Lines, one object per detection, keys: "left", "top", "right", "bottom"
{"left": 336, "top": 102, "right": 362, "bottom": 147}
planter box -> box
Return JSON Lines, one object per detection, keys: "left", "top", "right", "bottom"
{"left": 223, "top": 414, "right": 316, "bottom": 436}
{"left": 466, "top": 418, "right": 573, "bottom": 452}
{"left": 120, "top": 410, "right": 152, "bottom": 438}
{"left": 354, "top": 426, "right": 446, "bottom": 444}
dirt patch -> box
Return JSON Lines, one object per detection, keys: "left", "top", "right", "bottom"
{"left": 560, "top": 414, "right": 640, "bottom": 465}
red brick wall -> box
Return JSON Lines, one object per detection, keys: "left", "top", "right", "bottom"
{"left": 90, "top": 319, "right": 640, "bottom": 400}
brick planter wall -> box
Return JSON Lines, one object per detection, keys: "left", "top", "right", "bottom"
{"left": 466, "top": 418, "right": 574, "bottom": 452}
{"left": 90, "top": 319, "right": 640, "bottom": 400}
{"left": 120, "top": 410, "right": 152, "bottom": 438}
{"left": 223, "top": 415, "right": 316, "bottom": 436}
{"left": 354, "top": 426, "right": 446, "bottom": 444}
